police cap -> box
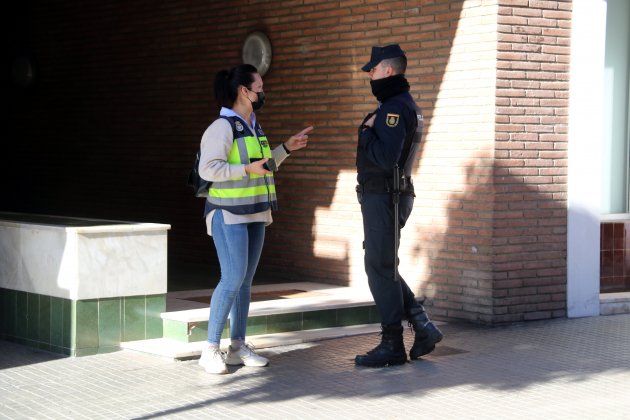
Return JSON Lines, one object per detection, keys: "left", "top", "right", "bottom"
{"left": 361, "top": 44, "right": 406, "bottom": 72}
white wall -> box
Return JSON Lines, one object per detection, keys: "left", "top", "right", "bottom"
{"left": 567, "top": 0, "right": 608, "bottom": 317}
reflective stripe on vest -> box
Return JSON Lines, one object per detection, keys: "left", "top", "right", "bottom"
{"left": 205, "top": 116, "right": 278, "bottom": 216}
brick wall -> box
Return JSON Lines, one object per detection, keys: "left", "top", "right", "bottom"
{"left": 4, "top": 0, "right": 573, "bottom": 324}
{"left": 493, "top": 0, "right": 570, "bottom": 322}
{"left": 411, "top": 1, "right": 499, "bottom": 323}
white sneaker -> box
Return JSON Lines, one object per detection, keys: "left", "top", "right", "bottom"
{"left": 226, "top": 343, "right": 269, "bottom": 367}
{"left": 198, "top": 345, "right": 228, "bottom": 374}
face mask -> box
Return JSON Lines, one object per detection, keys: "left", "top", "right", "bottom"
{"left": 370, "top": 77, "right": 389, "bottom": 98}
{"left": 249, "top": 90, "right": 266, "bottom": 111}
{"left": 369, "top": 74, "right": 409, "bottom": 102}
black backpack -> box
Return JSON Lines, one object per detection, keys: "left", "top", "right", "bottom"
{"left": 187, "top": 150, "right": 209, "bottom": 198}
{"left": 187, "top": 116, "right": 239, "bottom": 198}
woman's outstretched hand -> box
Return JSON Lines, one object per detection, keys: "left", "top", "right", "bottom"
{"left": 284, "top": 126, "right": 314, "bottom": 152}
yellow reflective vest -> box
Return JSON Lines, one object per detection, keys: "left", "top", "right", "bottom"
{"left": 204, "top": 116, "right": 277, "bottom": 216}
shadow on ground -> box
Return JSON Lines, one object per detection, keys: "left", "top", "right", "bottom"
{"left": 130, "top": 315, "right": 629, "bottom": 418}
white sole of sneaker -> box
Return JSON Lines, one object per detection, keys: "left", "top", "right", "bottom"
{"left": 204, "top": 366, "right": 228, "bottom": 374}
{"left": 199, "top": 356, "right": 228, "bottom": 374}
{"left": 226, "top": 359, "right": 269, "bottom": 367}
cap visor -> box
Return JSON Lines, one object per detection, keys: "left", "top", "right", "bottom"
{"left": 361, "top": 61, "right": 377, "bottom": 72}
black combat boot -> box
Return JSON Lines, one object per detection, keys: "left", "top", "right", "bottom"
{"left": 407, "top": 306, "right": 443, "bottom": 359}
{"left": 355, "top": 324, "right": 407, "bottom": 367}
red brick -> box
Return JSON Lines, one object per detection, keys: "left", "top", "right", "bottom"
{"left": 510, "top": 7, "right": 543, "bottom": 18}
{"left": 529, "top": 1, "right": 560, "bottom": 10}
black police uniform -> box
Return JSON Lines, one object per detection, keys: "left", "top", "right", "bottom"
{"left": 356, "top": 87, "right": 421, "bottom": 326}
{"left": 355, "top": 45, "right": 443, "bottom": 367}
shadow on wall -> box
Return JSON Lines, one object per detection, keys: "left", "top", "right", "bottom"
{"left": 254, "top": 1, "right": 468, "bottom": 292}
{"left": 415, "top": 154, "right": 567, "bottom": 324}
{"left": 411, "top": 157, "right": 495, "bottom": 323}
{"left": 3, "top": 1, "right": 471, "bottom": 293}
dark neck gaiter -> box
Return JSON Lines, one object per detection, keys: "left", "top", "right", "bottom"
{"left": 370, "top": 74, "right": 410, "bottom": 102}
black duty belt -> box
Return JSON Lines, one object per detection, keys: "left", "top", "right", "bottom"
{"left": 356, "top": 176, "right": 413, "bottom": 194}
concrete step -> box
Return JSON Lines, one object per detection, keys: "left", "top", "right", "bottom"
{"left": 120, "top": 282, "right": 385, "bottom": 359}
{"left": 121, "top": 288, "right": 627, "bottom": 360}
{"left": 121, "top": 323, "right": 382, "bottom": 360}
{"left": 600, "top": 292, "right": 630, "bottom": 315}
{"left": 159, "top": 282, "right": 380, "bottom": 343}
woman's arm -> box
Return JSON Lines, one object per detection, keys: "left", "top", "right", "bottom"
{"left": 199, "top": 118, "right": 247, "bottom": 181}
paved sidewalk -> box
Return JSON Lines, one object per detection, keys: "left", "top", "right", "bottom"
{"left": 1, "top": 314, "right": 629, "bottom": 419}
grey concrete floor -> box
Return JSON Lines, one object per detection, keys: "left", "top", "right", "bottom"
{"left": 1, "top": 314, "right": 629, "bottom": 419}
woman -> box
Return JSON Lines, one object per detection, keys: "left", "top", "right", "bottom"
{"left": 198, "top": 64, "right": 313, "bottom": 374}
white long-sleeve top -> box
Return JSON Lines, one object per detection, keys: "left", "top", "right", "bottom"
{"left": 199, "top": 107, "right": 290, "bottom": 236}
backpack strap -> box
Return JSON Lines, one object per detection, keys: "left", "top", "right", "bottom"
{"left": 219, "top": 115, "right": 238, "bottom": 141}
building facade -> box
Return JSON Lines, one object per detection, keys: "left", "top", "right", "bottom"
{"left": 4, "top": 0, "right": 629, "bottom": 325}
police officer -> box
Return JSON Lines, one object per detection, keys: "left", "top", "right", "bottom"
{"left": 355, "top": 45, "right": 443, "bottom": 367}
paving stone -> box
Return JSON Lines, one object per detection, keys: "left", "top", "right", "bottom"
{"left": 1, "top": 315, "right": 630, "bottom": 419}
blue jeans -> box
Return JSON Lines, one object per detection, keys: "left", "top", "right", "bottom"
{"left": 207, "top": 210, "right": 265, "bottom": 345}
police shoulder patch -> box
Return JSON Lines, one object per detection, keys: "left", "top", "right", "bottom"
{"left": 386, "top": 113, "right": 400, "bottom": 127}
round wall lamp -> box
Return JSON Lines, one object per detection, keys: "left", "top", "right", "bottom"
{"left": 242, "top": 31, "right": 272, "bottom": 76}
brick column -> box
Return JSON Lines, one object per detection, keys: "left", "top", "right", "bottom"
{"left": 492, "top": 0, "right": 571, "bottom": 322}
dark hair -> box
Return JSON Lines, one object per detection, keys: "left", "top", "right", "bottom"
{"left": 214, "top": 64, "right": 258, "bottom": 108}
{"left": 381, "top": 56, "right": 407, "bottom": 74}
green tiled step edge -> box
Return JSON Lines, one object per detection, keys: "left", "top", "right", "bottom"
{"left": 163, "top": 305, "right": 381, "bottom": 343}
{"left": 0, "top": 288, "right": 165, "bottom": 357}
